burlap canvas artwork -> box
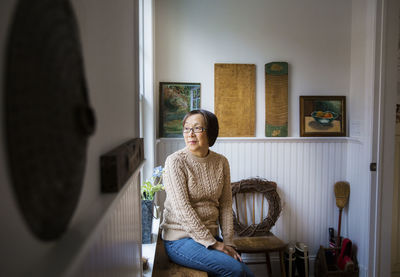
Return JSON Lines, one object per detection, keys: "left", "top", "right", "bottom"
{"left": 214, "top": 64, "right": 256, "bottom": 137}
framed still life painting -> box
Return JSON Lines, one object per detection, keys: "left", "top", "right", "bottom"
{"left": 159, "top": 82, "right": 201, "bottom": 137}
{"left": 300, "top": 96, "right": 346, "bottom": 137}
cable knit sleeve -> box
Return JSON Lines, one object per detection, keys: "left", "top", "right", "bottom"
{"left": 163, "top": 155, "right": 217, "bottom": 248}
{"left": 218, "top": 157, "right": 234, "bottom": 247}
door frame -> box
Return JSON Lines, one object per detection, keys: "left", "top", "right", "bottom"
{"left": 369, "top": 0, "right": 399, "bottom": 275}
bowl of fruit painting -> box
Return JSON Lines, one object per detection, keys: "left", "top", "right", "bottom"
{"left": 300, "top": 96, "right": 346, "bottom": 137}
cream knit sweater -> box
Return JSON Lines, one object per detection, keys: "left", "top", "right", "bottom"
{"left": 160, "top": 147, "right": 234, "bottom": 248}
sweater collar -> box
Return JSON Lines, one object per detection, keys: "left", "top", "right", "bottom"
{"left": 184, "top": 147, "right": 214, "bottom": 163}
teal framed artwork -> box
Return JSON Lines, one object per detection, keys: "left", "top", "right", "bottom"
{"left": 159, "top": 82, "right": 201, "bottom": 137}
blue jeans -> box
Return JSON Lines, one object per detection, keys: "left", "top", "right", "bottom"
{"left": 163, "top": 237, "right": 255, "bottom": 277}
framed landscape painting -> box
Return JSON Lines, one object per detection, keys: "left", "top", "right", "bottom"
{"left": 300, "top": 96, "right": 346, "bottom": 137}
{"left": 159, "top": 82, "right": 201, "bottom": 137}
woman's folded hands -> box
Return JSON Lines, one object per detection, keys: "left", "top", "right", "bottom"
{"left": 210, "top": 241, "right": 242, "bottom": 262}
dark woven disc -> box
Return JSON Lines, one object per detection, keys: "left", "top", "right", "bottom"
{"left": 5, "top": 0, "right": 96, "bottom": 240}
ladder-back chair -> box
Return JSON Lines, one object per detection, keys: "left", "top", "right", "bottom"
{"left": 232, "top": 178, "right": 286, "bottom": 277}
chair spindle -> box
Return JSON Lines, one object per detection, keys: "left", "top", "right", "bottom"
{"left": 252, "top": 193, "right": 255, "bottom": 225}
{"left": 243, "top": 193, "right": 247, "bottom": 225}
{"left": 261, "top": 196, "right": 264, "bottom": 222}
{"left": 235, "top": 194, "right": 240, "bottom": 224}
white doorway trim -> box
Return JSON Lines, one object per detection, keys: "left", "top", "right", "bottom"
{"left": 369, "top": 0, "right": 399, "bottom": 275}
{"left": 139, "top": 0, "right": 156, "bottom": 180}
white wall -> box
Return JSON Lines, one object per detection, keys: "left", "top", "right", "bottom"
{"left": 346, "top": 1, "right": 375, "bottom": 275}
{"left": 70, "top": 0, "right": 140, "bottom": 229}
{"left": 0, "top": 0, "right": 141, "bottom": 276}
{"left": 155, "top": 0, "right": 351, "bottom": 137}
{"left": 155, "top": 0, "right": 378, "bottom": 275}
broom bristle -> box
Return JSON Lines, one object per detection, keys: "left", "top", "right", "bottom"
{"left": 334, "top": 181, "right": 350, "bottom": 209}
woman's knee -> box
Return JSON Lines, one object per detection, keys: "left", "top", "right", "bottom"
{"left": 228, "top": 261, "right": 246, "bottom": 277}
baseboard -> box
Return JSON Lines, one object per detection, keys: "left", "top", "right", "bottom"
{"left": 242, "top": 253, "right": 316, "bottom": 276}
{"left": 241, "top": 251, "right": 372, "bottom": 277}
{"left": 358, "top": 265, "right": 367, "bottom": 277}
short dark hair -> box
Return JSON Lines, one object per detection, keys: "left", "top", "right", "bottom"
{"left": 182, "top": 109, "right": 219, "bottom": 147}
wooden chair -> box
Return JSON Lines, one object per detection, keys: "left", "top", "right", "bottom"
{"left": 232, "top": 178, "right": 287, "bottom": 277}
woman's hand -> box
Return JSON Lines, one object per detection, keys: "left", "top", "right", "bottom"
{"left": 210, "top": 241, "right": 242, "bottom": 262}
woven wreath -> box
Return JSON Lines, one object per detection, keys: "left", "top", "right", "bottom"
{"left": 232, "top": 178, "right": 282, "bottom": 237}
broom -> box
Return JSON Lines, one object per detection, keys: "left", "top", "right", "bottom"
{"left": 334, "top": 181, "right": 350, "bottom": 248}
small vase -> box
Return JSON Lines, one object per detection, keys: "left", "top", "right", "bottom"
{"left": 141, "top": 200, "right": 154, "bottom": 244}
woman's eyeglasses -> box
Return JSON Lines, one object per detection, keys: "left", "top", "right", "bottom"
{"left": 183, "top": 126, "right": 206, "bottom": 133}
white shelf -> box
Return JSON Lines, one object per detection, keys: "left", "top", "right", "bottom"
{"left": 158, "top": 137, "right": 362, "bottom": 143}
{"left": 142, "top": 217, "right": 160, "bottom": 277}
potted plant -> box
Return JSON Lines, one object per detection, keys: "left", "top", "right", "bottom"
{"left": 141, "top": 166, "right": 164, "bottom": 244}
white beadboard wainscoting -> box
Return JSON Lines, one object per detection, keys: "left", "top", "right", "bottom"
{"left": 346, "top": 139, "right": 369, "bottom": 276}
{"left": 36, "top": 167, "right": 143, "bottom": 277}
{"left": 70, "top": 172, "right": 142, "bottom": 277}
{"left": 157, "top": 137, "right": 367, "bottom": 274}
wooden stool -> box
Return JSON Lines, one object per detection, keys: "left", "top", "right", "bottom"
{"left": 152, "top": 233, "right": 207, "bottom": 277}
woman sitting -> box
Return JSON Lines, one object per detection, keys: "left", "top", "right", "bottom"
{"left": 160, "top": 109, "right": 254, "bottom": 277}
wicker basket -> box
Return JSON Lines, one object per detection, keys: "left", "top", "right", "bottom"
{"left": 314, "top": 246, "right": 359, "bottom": 277}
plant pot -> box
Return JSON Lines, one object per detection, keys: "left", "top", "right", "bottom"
{"left": 141, "top": 200, "right": 154, "bottom": 244}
